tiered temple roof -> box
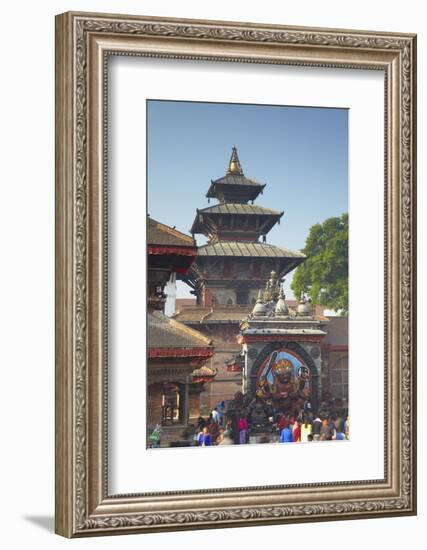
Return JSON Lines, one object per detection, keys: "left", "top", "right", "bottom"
{"left": 197, "top": 241, "right": 305, "bottom": 260}
{"left": 195, "top": 204, "right": 281, "bottom": 216}
{"left": 205, "top": 146, "right": 266, "bottom": 203}
{"left": 186, "top": 147, "right": 306, "bottom": 304}
{"left": 190, "top": 203, "right": 283, "bottom": 238}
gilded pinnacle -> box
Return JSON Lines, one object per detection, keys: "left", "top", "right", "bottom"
{"left": 226, "top": 146, "right": 244, "bottom": 175}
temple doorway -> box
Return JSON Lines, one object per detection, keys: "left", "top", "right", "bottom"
{"left": 161, "top": 382, "right": 182, "bottom": 424}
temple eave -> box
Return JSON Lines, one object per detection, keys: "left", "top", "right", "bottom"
{"left": 148, "top": 347, "right": 214, "bottom": 359}
{"left": 240, "top": 333, "right": 326, "bottom": 343}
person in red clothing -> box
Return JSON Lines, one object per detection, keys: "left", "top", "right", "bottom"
{"left": 292, "top": 419, "right": 302, "bottom": 442}
{"left": 238, "top": 415, "right": 249, "bottom": 444}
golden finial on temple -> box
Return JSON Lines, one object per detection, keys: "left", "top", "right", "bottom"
{"left": 226, "top": 146, "right": 244, "bottom": 175}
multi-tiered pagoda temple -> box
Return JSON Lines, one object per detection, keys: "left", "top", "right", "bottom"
{"left": 185, "top": 147, "right": 306, "bottom": 307}
{"left": 174, "top": 148, "right": 312, "bottom": 413}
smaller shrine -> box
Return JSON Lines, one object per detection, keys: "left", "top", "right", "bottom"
{"left": 237, "top": 271, "right": 328, "bottom": 417}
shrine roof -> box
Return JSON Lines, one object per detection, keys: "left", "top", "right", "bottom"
{"left": 148, "top": 311, "right": 213, "bottom": 352}
{"left": 147, "top": 217, "right": 195, "bottom": 248}
{"left": 197, "top": 203, "right": 283, "bottom": 216}
{"left": 197, "top": 241, "right": 306, "bottom": 259}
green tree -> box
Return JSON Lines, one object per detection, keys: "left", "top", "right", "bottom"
{"left": 291, "top": 213, "right": 348, "bottom": 315}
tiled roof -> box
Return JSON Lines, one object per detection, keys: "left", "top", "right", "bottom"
{"left": 211, "top": 174, "right": 264, "bottom": 188}
{"left": 197, "top": 241, "right": 306, "bottom": 259}
{"left": 173, "top": 306, "right": 251, "bottom": 324}
{"left": 173, "top": 307, "right": 213, "bottom": 322}
{"left": 147, "top": 217, "right": 195, "bottom": 247}
{"left": 197, "top": 203, "right": 282, "bottom": 216}
{"left": 148, "top": 311, "right": 213, "bottom": 350}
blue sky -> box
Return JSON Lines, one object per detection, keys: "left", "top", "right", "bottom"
{"left": 147, "top": 100, "right": 348, "bottom": 298}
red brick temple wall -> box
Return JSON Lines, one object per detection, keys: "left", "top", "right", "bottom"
{"left": 147, "top": 382, "right": 163, "bottom": 427}
{"left": 196, "top": 323, "right": 243, "bottom": 414}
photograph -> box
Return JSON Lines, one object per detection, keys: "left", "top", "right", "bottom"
{"left": 146, "top": 100, "right": 349, "bottom": 449}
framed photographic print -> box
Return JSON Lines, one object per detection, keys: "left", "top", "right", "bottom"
{"left": 55, "top": 11, "right": 417, "bottom": 537}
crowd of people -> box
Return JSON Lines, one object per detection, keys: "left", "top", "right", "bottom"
{"left": 148, "top": 397, "right": 349, "bottom": 448}
{"left": 192, "top": 403, "right": 349, "bottom": 447}
{"left": 277, "top": 413, "right": 349, "bottom": 443}
{"left": 194, "top": 402, "right": 235, "bottom": 446}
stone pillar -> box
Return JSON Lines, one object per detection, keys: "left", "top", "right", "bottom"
{"left": 182, "top": 376, "right": 190, "bottom": 426}
{"left": 188, "top": 385, "right": 202, "bottom": 419}
{"left": 244, "top": 344, "right": 262, "bottom": 398}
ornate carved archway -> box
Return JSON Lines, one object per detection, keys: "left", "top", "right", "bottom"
{"left": 249, "top": 341, "right": 319, "bottom": 412}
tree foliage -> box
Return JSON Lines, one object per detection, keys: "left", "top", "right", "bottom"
{"left": 291, "top": 213, "right": 348, "bottom": 315}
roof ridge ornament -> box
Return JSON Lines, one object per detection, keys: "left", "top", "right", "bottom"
{"left": 275, "top": 284, "right": 289, "bottom": 316}
{"left": 252, "top": 289, "right": 267, "bottom": 317}
{"left": 296, "top": 292, "right": 312, "bottom": 316}
{"left": 226, "top": 146, "right": 244, "bottom": 176}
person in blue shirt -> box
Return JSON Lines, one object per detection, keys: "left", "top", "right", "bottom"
{"left": 198, "top": 427, "right": 212, "bottom": 446}
{"left": 280, "top": 425, "right": 293, "bottom": 443}
{"left": 217, "top": 400, "right": 225, "bottom": 426}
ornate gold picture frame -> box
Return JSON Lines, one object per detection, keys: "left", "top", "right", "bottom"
{"left": 55, "top": 11, "right": 416, "bottom": 537}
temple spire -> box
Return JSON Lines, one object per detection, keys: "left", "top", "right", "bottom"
{"left": 252, "top": 289, "right": 267, "bottom": 317}
{"left": 205, "top": 147, "right": 266, "bottom": 204}
{"left": 275, "top": 284, "right": 289, "bottom": 316}
{"left": 227, "top": 146, "right": 244, "bottom": 176}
